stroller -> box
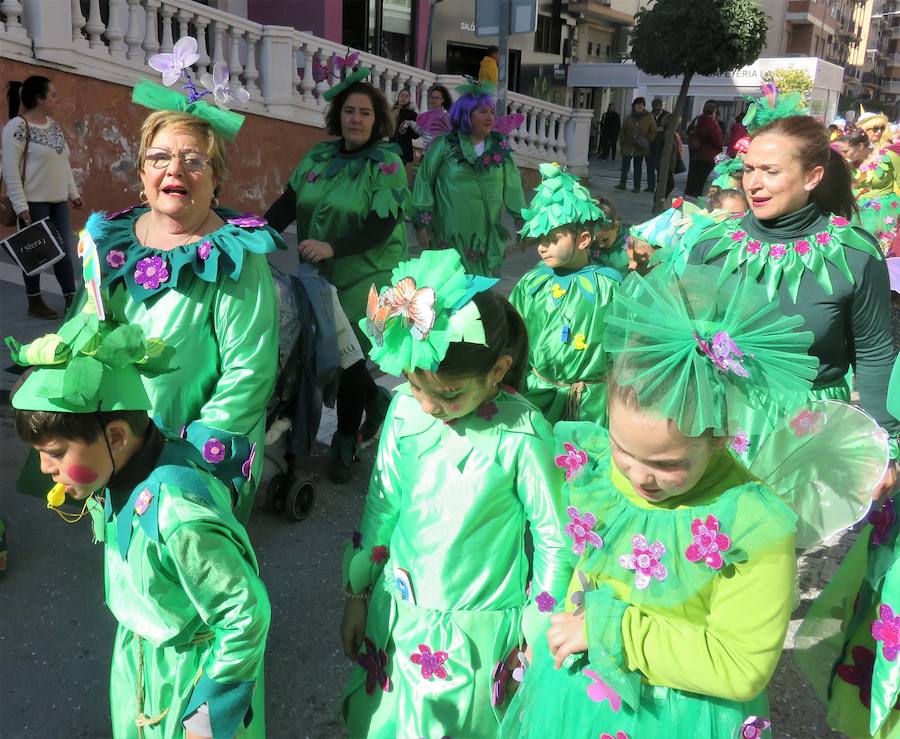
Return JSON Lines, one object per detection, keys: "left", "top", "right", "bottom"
{"left": 258, "top": 262, "right": 340, "bottom": 521}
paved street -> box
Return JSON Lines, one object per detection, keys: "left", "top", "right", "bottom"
{"left": 0, "top": 157, "right": 846, "bottom": 738}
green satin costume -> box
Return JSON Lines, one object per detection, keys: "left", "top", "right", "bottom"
{"left": 77, "top": 206, "right": 282, "bottom": 523}
{"left": 413, "top": 130, "right": 526, "bottom": 277}
{"left": 288, "top": 139, "right": 410, "bottom": 350}
{"left": 595, "top": 229, "right": 630, "bottom": 274}
{"left": 509, "top": 261, "right": 622, "bottom": 425}
{"left": 854, "top": 147, "right": 900, "bottom": 255}
{"left": 341, "top": 385, "right": 571, "bottom": 738}
{"left": 500, "top": 423, "right": 797, "bottom": 738}
{"left": 89, "top": 425, "right": 270, "bottom": 738}
{"left": 688, "top": 202, "right": 899, "bottom": 463}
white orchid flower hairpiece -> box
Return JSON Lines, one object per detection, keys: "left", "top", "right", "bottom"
{"left": 200, "top": 62, "right": 251, "bottom": 110}
{"left": 148, "top": 36, "right": 200, "bottom": 87}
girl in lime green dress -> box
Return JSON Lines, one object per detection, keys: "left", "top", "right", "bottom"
{"left": 500, "top": 265, "right": 821, "bottom": 738}
{"left": 340, "top": 250, "right": 571, "bottom": 738}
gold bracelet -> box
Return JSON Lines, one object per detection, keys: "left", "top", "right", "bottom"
{"left": 344, "top": 589, "right": 370, "bottom": 600}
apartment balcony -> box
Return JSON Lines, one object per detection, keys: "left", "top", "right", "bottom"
{"left": 567, "top": 1, "right": 635, "bottom": 25}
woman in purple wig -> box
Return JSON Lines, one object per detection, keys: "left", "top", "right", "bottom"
{"left": 412, "top": 78, "right": 525, "bottom": 276}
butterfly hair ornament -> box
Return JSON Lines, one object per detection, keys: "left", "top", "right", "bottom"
{"left": 361, "top": 250, "right": 499, "bottom": 377}
{"left": 132, "top": 35, "right": 249, "bottom": 141}
{"left": 321, "top": 48, "right": 372, "bottom": 102}
{"left": 603, "top": 265, "right": 818, "bottom": 437}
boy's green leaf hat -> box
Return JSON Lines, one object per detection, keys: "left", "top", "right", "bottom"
{"left": 360, "top": 250, "right": 498, "bottom": 377}
{"left": 520, "top": 162, "right": 608, "bottom": 238}
{"left": 604, "top": 264, "right": 818, "bottom": 437}
{"left": 8, "top": 215, "right": 175, "bottom": 413}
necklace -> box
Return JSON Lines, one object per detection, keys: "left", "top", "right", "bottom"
{"left": 140, "top": 212, "right": 208, "bottom": 251}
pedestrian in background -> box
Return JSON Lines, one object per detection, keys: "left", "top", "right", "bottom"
{"left": 3, "top": 75, "right": 82, "bottom": 319}
{"left": 615, "top": 97, "right": 657, "bottom": 193}
{"left": 684, "top": 100, "right": 724, "bottom": 197}
{"left": 646, "top": 97, "right": 671, "bottom": 193}
{"left": 478, "top": 45, "right": 499, "bottom": 87}
{"left": 599, "top": 103, "right": 620, "bottom": 160}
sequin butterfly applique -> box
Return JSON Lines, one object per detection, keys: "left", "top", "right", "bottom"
{"left": 388, "top": 277, "right": 436, "bottom": 340}
{"left": 366, "top": 284, "right": 392, "bottom": 347}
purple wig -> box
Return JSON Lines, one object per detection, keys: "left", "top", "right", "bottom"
{"left": 450, "top": 93, "right": 496, "bottom": 134}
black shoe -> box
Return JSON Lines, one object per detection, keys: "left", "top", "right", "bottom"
{"left": 328, "top": 432, "right": 358, "bottom": 484}
{"left": 614, "top": 184, "right": 626, "bottom": 191}
{"left": 359, "top": 386, "right": 393, "bottom": 447}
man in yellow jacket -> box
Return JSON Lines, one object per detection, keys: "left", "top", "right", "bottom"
{"left": 478, "top": 46, "right": 499, "bottom": 87}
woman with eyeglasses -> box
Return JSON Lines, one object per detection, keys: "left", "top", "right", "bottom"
{"left": 856, "top": 107, "right": 891, "bottom": 147}
{"left": 408, "top": 84, "right": 453, "bottom": 152}
{"left": 68, "top": 109, "right": 282, "bottom": 523}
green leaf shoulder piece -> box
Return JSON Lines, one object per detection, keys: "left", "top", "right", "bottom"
{"left": 98, "top": 206, "right": 285, "bottom": 303}
{"left": 525, "top": 263, "right": 622, "bottom": 305}
{"left": 702, "top": 213, "right": 883, "bottom": 302}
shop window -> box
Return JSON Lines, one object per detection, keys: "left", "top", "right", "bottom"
{"left": 534, "top": 14, "right": 562, "bottom": 54}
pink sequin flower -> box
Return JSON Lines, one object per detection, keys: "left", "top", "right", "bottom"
{"left": 371, "top": 545, "right": 389, "bottom": 564}
{"left": 492, "top": 153, "right": 502, "bottom": 163}
{"left": 830, "top": 215, "right": 851, "bottom": 227}
{"left": 410, "top": 644, "right": 449, "bottom": 680}
{"left": 134, "top": 255, "right": 169, "bottom": 290}
{"left": 731, "top": 229, "right": 748, "bottom": 241}
{"left": 202, "top": 438, "right": 226, "bottom": 464}
{"left": 600, "top": 733, "right": 629, "bottom": 739}
{"left": 477, "top": 401, "right": 499, "bottom": 421}
{"left": 790, "top": 409, "right": 823, "bottom": 437}
{"left": 872, "top": 201, "right": 884, "bottom": 212}
{"left": 795, "top": 239, "right": 811, "bottom": 256}
{"left": 731, "top": 430, "right": 750, "bottom": 455}
{"left": 740, "top": 716, "right": 771, "bottom": 738}
{"left": 555, "top": 442, "right": 588, "bottom": 480}
{"left": 134, "top": 488, "right": 153, "bottom": 516}
{"left": 227, "top": 214, "right": 267, "bottom": 228}
{"left": 106, "top": 249, "right": 126, "bottom": 269}
{"left": 499, "top": 139, "right": 511, "bottom": 149}
{"left": 356, "top": 638, "right": 391, "bottom": 695}
{"left": 745, "top": 239, "right": 761, "bottom": 255}
{"left": 482, "top": 155, "right": 491, "bottom": 166}
{"left": 693, "top": 330, "right": 749, "bottom": 378}
{"left": 380, "top": 162, "right": 399, "bottom": 175}
{"left": 815, "top": 231, "right": 832, "bottom": 246}
{"left": 872, "top": 603, "right": 900, "bottom": 661}
{"left": 306, "top": 170, "right": 319, "bottom": 183}
{"left": 769, "top": 243, "right": 786, "bottom": 260}
{"left": 535, "top": 591, "right": 556, "bottom": 613}
{"left": 564, "top": 506, "right": 603, "bottom": 555}
{"left": 197, "top": 240, "right": 212, "bottom": 261}
{"left": 619, "top": 535, "right": 667, "bottom": 589}
{"left": 241, "top": 443, "right": 257, "bottom": 480}
{"left": 685, "top": 515, "right": 732, "bottom": 570}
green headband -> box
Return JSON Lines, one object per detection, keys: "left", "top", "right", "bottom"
{"left": 132, "top": 78, "right": 245, "bottom": 141}
{"left": 520, "top": 162, "right": 607, "bottom": 238}
{"left": 322, "top": 67, "right": 373, "bottom": 102}
{"left": 456, "top": 76, "right": 497, "bottom": 98}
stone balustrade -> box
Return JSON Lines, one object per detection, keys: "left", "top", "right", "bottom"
{"left": 0, "top": 0, "right": 590, "bottom": 172}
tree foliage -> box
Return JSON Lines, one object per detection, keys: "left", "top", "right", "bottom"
{"left": 762, "top": 67, "right": 814, "bottom": 106}
{"left": 630, "top": 0, "right": 768, "bottom": 78}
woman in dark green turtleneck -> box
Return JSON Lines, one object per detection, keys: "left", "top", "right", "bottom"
{"left": 688, "top": 114, "right": 898, "bottom": 495}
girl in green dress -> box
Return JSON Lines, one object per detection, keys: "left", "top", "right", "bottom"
{"left": 500, "top": 265, "right": 819, "bottom": 738}
{"left": 593, "top": 196, "right": 630, "bottom": 274}
{"left": 413, "top": 78, "right": 526, "bottom": 277}
{"left": 340, "top": 250, "right": 571, "bottom": 738}
{"left": 510, "top": 162, "right": 622, "bottom": 425}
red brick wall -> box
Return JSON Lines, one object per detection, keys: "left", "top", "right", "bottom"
{"left": 0, "top": 57, "right": 329, "bottom": 234}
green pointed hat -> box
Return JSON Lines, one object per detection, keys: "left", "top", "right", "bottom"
{"left": 520, "top": 162, "right": 608, "bottom": 238}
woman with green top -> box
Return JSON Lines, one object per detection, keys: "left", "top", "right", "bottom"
{"left": 413, "top": 78, "right": 526, "bottom": 277}
{"left": 687, "top": 110, "right": 899, "bottom": 495}
{"left": 265, "top": 72, "right": 411, "bottom": 482}
{"left": 833, "top": 127, "right": 900, "bottom": 255}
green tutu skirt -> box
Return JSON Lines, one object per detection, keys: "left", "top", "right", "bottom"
{"left": 498, "top": 633, "right": 769, "bottom": 738}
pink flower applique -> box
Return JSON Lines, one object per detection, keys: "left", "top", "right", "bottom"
{"left": 492, "top": 153, "right": 502, "bottom": 163}
{"left": 837, "top": 646, "right": 882, "bottom": 708}
{"left": 830, "top": 215, "right": 851, "bottom": 227}
{"left": 499, "top": 139, "right": 511, "bottom": 149}
{"left": 555, "top": 442, "right": 588, "bottom": 480}
{"left": 768, "top": 243, "right": 786, "bottom": 260}
{"left": 371, "top": 545, "right": 389, "bottom": 564}
{"left": 564, "top": 506, "right": 603, "bottom": 555}
{"left": 872, "top": 603, "right": 900, "bottom": 661}
{"left": 731, "top": 430, "right": 750, "bottom": 455}
{"left": 789, "top": 409, "right": 823, "bottom": 437}
{"left": 600, "top": 733, "right": 629, "bottom": 739}
{"left": 134, "top": 255, "right": 169, "bottom": 290}
{"left": 410, "top": 644, "right": 449, "bottom": 680}
{"left": 893, "top": 200, "right": 899, "bottom": 209}
{"left": 197, "top": 240, "right": 212, "bottom": 261}
{"left": 619, "top": 535, "right": 667, "bottom": 589}
{"left": 202, "top": 437, "right": 226, "bottom": 464}
{"left": 872, "top": 201, "right": 884, "bottom": 211}
{"left": 477, "top": 401, "right": 498, "bottom": 421}
{"left": 357, "top": 637, "right": 391, "bottom": 694}
{"left": 869, "top": 499, "right": 895, "bottom": 547}
{"left": 241, "top": 442, "right": 257, "bottom": 480}
{"left": 106, "top": 249, "right": 126, "bottom": 268}
{"left": 685, "top": 515, "right": 732, "bottom": 570}
{"left": 419, "top": 211, "right": 432, "bottom": 225}
{"left": 745, "top": 239, "right": 761, "bottom": 255}
{"left": 306, "top": 170, "right": 319, "bottom": 183}
{"left": 731, "top": 229, "right": 748, "bottom": 242}
{"left": 535, "top": 591, "right": 557, "bottom": 612}
{"left": 380, "top": 161, "right": 399, "bottom": 175}
{"left": 134, "top": 488, "right": 153, "bottom": 516}
{"left": 815, "top": 231, "right": 832, "bottom": 246}
{"left": 887, "top": 216, "right": 896, "bottom": 225}
{"left": 227, "top": 214, "right": 267, "bottom": 228}
{"left": 739, "top": 716, "right": 771, "bottom": 738}
{"left": 584, "top": 669, "right": 622, "bottom": 712}
{"left": 693, "top": 330, "right": 750, "bottom": 378}
{"left": 795, "top": 239, "right": 811, "bottom": 256}
{"left": 482, "top": 154, "right": 491, "bottom": 166}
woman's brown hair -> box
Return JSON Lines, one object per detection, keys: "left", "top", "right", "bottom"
{"left": 325, "top": 81, "right": 395, "bottom": 141}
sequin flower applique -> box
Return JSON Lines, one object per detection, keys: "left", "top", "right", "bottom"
{"left": 410, "top": 644, "right": 449, "bottom": 680}
{"left": 555, "top": 442, "right": 588, "bottom": 480}
{"left": 619, "top": 535, "right": 667, "bottom": 589}
{"left": 684, "top": 515, "right": 731, "bottom": 570}
{"left": 564, "top": 506, "right": 603, "bottom": 555}
{"left": 872, "top": 604, "right": 900, "bottom": 661}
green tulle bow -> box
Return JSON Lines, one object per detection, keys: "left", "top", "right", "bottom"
{"left": 132, "top": 78, "right": 245, "bottom": 141}
{"left": 742, "top": 91, "right": 808, "bottom": 134}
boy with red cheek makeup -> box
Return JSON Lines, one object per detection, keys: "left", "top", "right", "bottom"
{"left": 9, "top": 290, "right": 270, "bottom": 739}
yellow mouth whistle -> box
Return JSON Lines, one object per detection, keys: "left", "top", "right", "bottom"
{"left": 47, "top": 483, "right": 66, "bottom": 508}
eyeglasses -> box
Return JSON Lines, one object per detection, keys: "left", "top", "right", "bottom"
{"left": 144, "top": 148, "right": 210, "bottom": 173}
{"left": 428, "top": 94, "right": 444, "bottom": 100}
{"left": 871, "top": 126, "right": 886, "bottom": 132}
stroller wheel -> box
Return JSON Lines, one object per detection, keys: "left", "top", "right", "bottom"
{"left": 263, "top": 473, "right": 287, "bottom": 515}
{"left": 286, "top": 478, "right": 315, "bottom": 522}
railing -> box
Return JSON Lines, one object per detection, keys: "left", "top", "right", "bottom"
{"left": 0, "top": 0, "right": 591, "bottom": 173}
